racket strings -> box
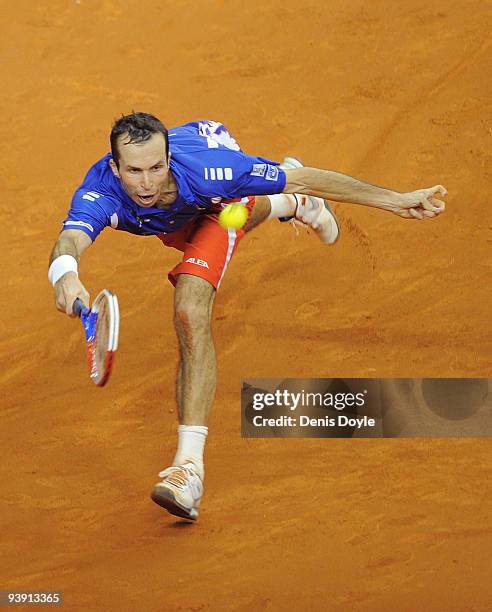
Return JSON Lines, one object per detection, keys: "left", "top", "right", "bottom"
{"left": 95, "top": 299, "right": 111, "bottom": 369}
{"left": 81, "top": 289, "right": 119, "bottom": 387}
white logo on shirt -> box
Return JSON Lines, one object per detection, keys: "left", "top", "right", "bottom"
{"left": 198, "top": 121, "right": 240, "bottom": 151}
{"left": 250, "top": 164, "right": 267, "bottom": 177}
{"left": 204, "top": 167, "right": 233, "bottom": 181}
{"left": 265, "top": 165, "right": 279, "bottom": 181}
{"left": 185, "top": 257, "right": 210, "bottom": 268}
{"left": 82, "top": 191, "right": 102, "bottom": 202}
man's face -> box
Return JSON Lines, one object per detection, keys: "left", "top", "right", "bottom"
{"left": 110, "top": 132, "right": 169, "bottom": 208}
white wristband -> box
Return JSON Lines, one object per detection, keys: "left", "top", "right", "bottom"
{"left": 48, "top": 255, "right": 78, "bottom": 286}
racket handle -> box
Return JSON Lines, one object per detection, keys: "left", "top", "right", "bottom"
{"left": 73, "top": 298, "right": 85, "bottom": 318}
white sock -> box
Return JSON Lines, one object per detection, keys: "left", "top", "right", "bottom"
{"left": 266, "top": 194, "right": 298, "bottom": 220}
{"left": 172, "top": 425, "right": 208, "bottom": 480}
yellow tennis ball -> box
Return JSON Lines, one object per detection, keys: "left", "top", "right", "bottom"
{"left": 218, "top": 204, "right": 248, "bottom": 230}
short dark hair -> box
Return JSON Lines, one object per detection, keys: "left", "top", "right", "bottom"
{"left": 110, "top": 112, "right": 169, "bottom": 168}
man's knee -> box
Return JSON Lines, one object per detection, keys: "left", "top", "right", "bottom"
{"left": 174, "top": 274, "right": 215, "bottom": 337}
{"left": 245, "top": 195, "right": 271, "bottom": 232}
{"left": 174, "top": 301, "right": 211, "bottom": 334}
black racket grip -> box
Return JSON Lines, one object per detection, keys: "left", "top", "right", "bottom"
{"left": 72, "top": 298, "right": 85, "bottom": 318}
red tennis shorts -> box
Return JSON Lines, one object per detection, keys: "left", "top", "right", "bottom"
{"left": 156, "top": 196, "right": 256, "bottom": 289}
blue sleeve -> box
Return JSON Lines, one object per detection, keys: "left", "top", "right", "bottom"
{"left": 177, "top": 149, "right": 287, "bottom": 200}
{"left": 62, "top": 188, "right": 116, "bottom": 241}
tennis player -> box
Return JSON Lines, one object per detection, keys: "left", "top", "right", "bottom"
{"left": 48, "top": 112, "right": 446, "bottom": 521}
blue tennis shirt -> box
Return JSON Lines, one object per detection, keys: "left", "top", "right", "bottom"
{"left": 63, "top": 120, "right": 287, "bottom": 241}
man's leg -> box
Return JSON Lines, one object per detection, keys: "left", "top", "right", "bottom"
{"left": 245, "top": 158, "right": 340, "bottom": 244}
{"left": 150, "top": 273, "right": 216, "bottom": 520}
{"left": 244, "top": 195, "right": 275, "bottom": 232}
{"left": 174, "top": 273, "right": 216, "bottom": 428}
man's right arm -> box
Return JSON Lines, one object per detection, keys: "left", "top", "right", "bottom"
{"left": 282, "top": 167, "right": 447, "bottom": 219}
{"left": 48, "top": 229, "right": 93, "bottom": 317}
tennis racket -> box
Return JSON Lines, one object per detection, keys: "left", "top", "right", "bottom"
{"left": 73, "top": 289, "right": 120, "bottom": 387}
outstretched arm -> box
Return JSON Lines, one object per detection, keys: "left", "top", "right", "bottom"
{"left": 283, "top": 167, "right": 447, "bottom": 219}
{"left": 48, "top": 229, "right": 93, "bottom": 316}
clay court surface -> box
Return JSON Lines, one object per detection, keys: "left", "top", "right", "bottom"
{"left": 1, "top": 0, "right": 491, "bottom": 610}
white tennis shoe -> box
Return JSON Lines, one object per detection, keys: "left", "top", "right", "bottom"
{"left": 151, "top": 462, "right": 203, "bottom": 521}
{"left": 280, "top": 156, "right": 340, "bottom": 244}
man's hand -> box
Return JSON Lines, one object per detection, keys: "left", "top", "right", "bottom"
{"left": 391, "top": 185, "right": 447, "bottom": 220}
{"left": 55, "top": 272, "right": 90, "bottom": 317}
{"left": 49, "top": 229, "right": 92, "bottom": 316}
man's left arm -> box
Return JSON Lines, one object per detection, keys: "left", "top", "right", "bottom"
{"left": 283, "top": 167, "right": 447, "bottom": 220}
